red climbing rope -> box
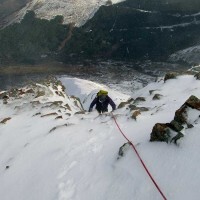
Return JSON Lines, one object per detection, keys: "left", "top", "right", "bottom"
{"left": 111, "top": 113, "right": 167, "bottom": 200}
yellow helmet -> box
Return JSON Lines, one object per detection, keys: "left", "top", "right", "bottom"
{"left": 97, "top": 90, "right": 108, "bottom": 96}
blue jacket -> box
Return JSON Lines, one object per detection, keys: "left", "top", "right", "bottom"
{"left": 89, "top": 95, "right": 116, "bottom": 111}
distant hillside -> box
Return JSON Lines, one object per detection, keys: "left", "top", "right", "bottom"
{"left": 0, "top": 0, "right": 200, "bottom": 65}
{"left": 61, "top": 0, "right": 200, "bottom": 62}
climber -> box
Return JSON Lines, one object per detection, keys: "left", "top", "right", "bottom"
{"left": 88, "top": 90, "right": 116, "bottom": 114}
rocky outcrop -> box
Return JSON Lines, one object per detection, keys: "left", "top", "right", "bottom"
{"left": 118, "top": 98, "right": 148, "bottom": 118}
{"left": 131, "top": 110, "right": 141, "bottom": 120}
{"left": 150, "top": 123, "right": 170, "bottom": 142}
{"left": 117, "top": 142, "right": 131, "bottom": 159}
{"left": 164, "top": 72, "right": 177, "bottom": 82}
{"left": 174, "top": 95, "right": 200, "bottom": 124}
{"left": 0, "top": 77, "right": 84, "bottom": 124}
{"left": 118, "top": 98, "right": 134, "bottom": 109}
{"left": 129, "top": 105, "right": 149, "bottom": 112}
{"left": 194, "top": 72, "right": 200, "bottom": 80}
{"left": 150, "top": 95, "right": 200, "bottom": 144}
{"left": 135, "top": 97, "right": 146, "bottom": 102}
{"left": 41, "top": 113, "right": 58, "bottom": 118}
{"left": 75, "top": 111, "right": 86, "bottom": 115}
{"left": 2, "top": 95, "right": 9, "bottom": 104}
{"left": 49, "top": 123, "right": 73, "bottom": 133}
{"left": 152, "top": 94, "right": 163, "bottom": 100}
{"left": 0, "top": 117, "right": 11, "bottom": 124}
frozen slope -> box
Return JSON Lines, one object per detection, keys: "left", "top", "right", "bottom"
{"left": 0, "top": 74, "right": 200, "bottom": 200}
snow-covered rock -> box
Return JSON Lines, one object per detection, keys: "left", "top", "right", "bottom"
{"left": 150, "top": 95, "right": 200, "bottom": 143}
{"left": 4, "top": 0, "right": 125, "bottom": 27}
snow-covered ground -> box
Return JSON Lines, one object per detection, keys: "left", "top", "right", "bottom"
{"left": 0, "top": 74, "right": 200, "bottom": 200}
{"left": 4, "top": 0, "right": 125, "bottom": 27}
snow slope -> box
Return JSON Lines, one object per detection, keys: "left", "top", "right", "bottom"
{"left": 4, "top": 0, "right": 125, "bottom": 27}
{"left": 0, "top": 74, "right": 200, "bottom": 200}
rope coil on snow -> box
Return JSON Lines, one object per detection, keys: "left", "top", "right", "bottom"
{"left": 111, "top": 113, "right": 167, "bottom": 200}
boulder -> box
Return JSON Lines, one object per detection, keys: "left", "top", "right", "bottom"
{"left": 131, "top": 110, "right": 141, "bottom": 120}
{"left": 0, "top": 92, "right": 7, "bottom": 99}
{"left": 152, "top": 94, "right": 163, "bottom": 100}
{"left": 117, "top": 142, "right": 131, "bottom": 159}
{"left": 164, "top": 72, "right": 177, "bottom": 82}
{"left": 118, "top": 101, "right": 129, "bottom": 109}
{"left": 150, "top": 95, "right": 200, "bottom": 144}
{"left": 129, "top": 104, "right": 149, "bottom": 112}
{"left": 55, "top": 116, "right": 63, "bottom": 119}
{"left": 2, "top": 95, "right": 9, "bottom": 104}
{"left": 150, "top": 123, "right": 170, "bottom": 142}
{"left": 174, "top": 105, "right": 187, "bottom": 124}
{"left": 0, "top": 117, "right": 11, "bottom": 124}
{"left": 128, "top": 104, "right": 137, "bottom": 111}
{"left": 194, "top": 72, "right": 200, "bottom": 80}
{"left": 118, "top": 98, "right": 134, "bottom": 109}
{"left": 185, "top": 95, "right": 200, "bottom": 110}
{"left": 168, "top": 120, "right": 184, "bottom": 132}
{"left": 149, "top": 90, "right": 156, "bottom": 95}
{"left": 174, "top": 95, "right": 200, "bottom": 124}
{"left": 135, "top": 97, "right": 146, "bottom": 102}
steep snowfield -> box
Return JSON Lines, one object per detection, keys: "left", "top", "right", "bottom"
{"left": 5, "top": 0, "right": 125, "bottom": 27}
{"left": 0, "top": 74, "right": 200, "bottom": 200}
